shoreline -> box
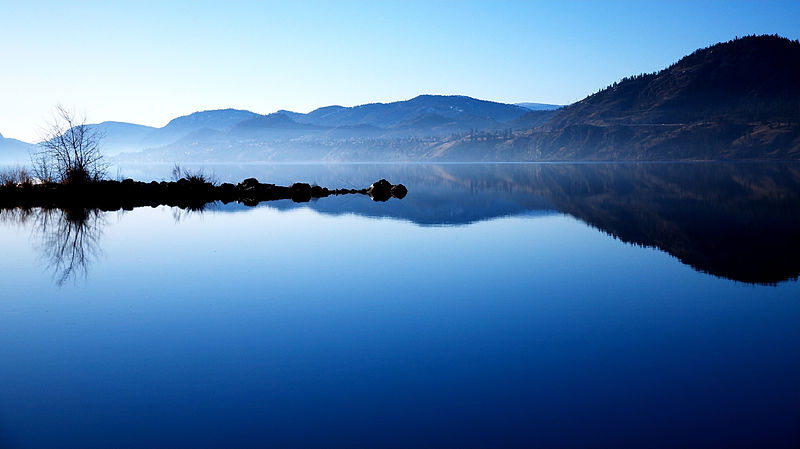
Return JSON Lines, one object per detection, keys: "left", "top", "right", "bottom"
{"left": 0, "top": 178, "right": 407, "bottom": 211}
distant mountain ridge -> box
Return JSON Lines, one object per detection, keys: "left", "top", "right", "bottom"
{"left": 3, "top": 35, "right": 797, "bottom": 164}
{"left": 86, "top": 95, "right": 532, "bottom": 161}
{"left": 515, "top": 102, "right": 562, "bottom": 111}
{"left": 282, "top": 95, "right": 530, "bottom": 128}
{"left": 0, "top": 132, "right": 34, "bottom": 163}
{"left": 96, "top": 95, "right": 538, "bottom": 162}
{"left": 0, "top": 95, "right": 539, "bottom": 164}
{"left": 163, "top": 108, "right": 259, "bottom": 131}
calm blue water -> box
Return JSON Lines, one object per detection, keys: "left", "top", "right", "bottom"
{"left": 0, "top": 163, "right": 798, "bottom": 448}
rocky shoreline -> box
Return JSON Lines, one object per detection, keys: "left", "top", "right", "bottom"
{"left": 0, "top": 177, "right": 407, "bottom": 211}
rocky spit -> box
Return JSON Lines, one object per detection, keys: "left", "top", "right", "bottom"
{"left": 0, "top": 178, "right": 407, "bottom": 211}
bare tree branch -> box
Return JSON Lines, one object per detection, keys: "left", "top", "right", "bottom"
{"left": 32, "top": 105, "right": 107, "bottom": 184}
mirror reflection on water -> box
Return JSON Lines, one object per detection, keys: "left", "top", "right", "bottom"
{"left": 1, "top": 162, "right": 798, "bottom": 448}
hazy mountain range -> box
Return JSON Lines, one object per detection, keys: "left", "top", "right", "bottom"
{"left": 0, "top": 96, "right": 560, "bottom": 163}
{"left": 1, "top": 34, "right": 797, "bottom": 164}
{"left": 0, "top": 132, "right": 34, "bottom": 164}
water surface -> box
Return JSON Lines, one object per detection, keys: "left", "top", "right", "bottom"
{"left": 1, "top": 163, "right": 798, "bottom": 448}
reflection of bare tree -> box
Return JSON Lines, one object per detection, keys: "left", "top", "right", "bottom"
{"left": 31, "top": 208, "right": 106, "bottom": 286}
{"left": 172, "top": 205, "right": 203, "bottom": 223}
{"left": 171, "top": 202, "right": 212, "bottom": 224}
{"left": 0, "top": 207, "right": 36, "bottom": 228}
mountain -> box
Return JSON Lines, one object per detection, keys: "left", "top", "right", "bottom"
{"left": 89, "top": 122, "right": 159, "bottom": 154}
{"left": 286, "top": 95, "right": 529, "bottom": 129}
{"left": 515, "top": 102, "right": 562, "bottom": 111}
{"left": 62, "top": 109, "right": 263, "bottom": 157}
{"left": 0, "top": 132, "right": 34, "bottom": 164}
{"left": 23, "top": 35, "right": 800, "bottom": 164}
{"left": 143, "top": 109, "right": 261, "bottom": 148}
{"left": 520, "top": 35, "right": 800, "bottom": 160}
{"left": 430, "top": 35, "right": 800, "bottom": 161}
{"left": 114, "top": 95, "right": 535, "bottom": 161}
{"left": 508, "top": 110, "right": 560, "bottom": 130}
{"left": 161, "top": 108, "right": 259, "bottom": 133}
{"left": 226, "top": 113, "right": 325, "bottom": 139}
{"left": 123, "top": 36, "right": 798, "bottom": 163}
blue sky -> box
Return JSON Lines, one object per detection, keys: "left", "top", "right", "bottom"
{"left": 1, "top": 0, "right": 798, "bottom": 142}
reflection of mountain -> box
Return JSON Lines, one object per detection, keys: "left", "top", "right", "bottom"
{"left": 204, "top": 163, "right": 558, "bottom": 225}
{"left": 230, "top": 162, "right": 799, "bottom": 284}
{"left": 2, "top": 163, "right": 797, "bottom": 285}
{"left": 532, "top": 163, "right": 800, "bottom": 284}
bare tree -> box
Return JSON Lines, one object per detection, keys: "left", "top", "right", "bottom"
{"left": 33, "top": 105, "right": 106, "bottom": 184}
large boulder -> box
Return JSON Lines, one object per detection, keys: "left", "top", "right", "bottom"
{"left": 390, "top": 184, "right": 408, "bottom": 199}
{"left": 289, "top": 183, "right": 312, "bottom": 202}
{"left": 238, "top": 178, "right": 259, "bottom": 190}
{"left": 367, "top": 179, "right": 393, "bottom": 202}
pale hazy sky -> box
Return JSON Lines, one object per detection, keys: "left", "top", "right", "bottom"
{"left": 1, "top": 0, "right": 798, "bottom": 142}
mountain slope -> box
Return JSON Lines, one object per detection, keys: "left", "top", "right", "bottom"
{"left": 431, "top": 35, "right": 800, "bottom": 161}
{"left": 550, "top": 34, "right": 799, "bottom": 127}
{"left": 89, "top": 122, "right": 159, "bottom": 154}
{"left": 287, "top": 95, "right": 529, "bottom": 129}
{"left": 162, "top": 108, "right": 260, "bottom": 132}
{"left": 515, "top": 102, "right": 562, "bottom": 111}
{"left": 80, "top": 109, "right": 261, "bottom": 155}
{"left": 533, "top": 35, "right": 800, "bottom": 160}
{"left": 0, "top": 132, "right": 34, "bottom": 164}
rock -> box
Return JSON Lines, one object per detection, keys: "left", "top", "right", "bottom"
{"left": 310, "top": 185, "right": 329, "bottom": 197}
{"left": 390, "top": 184, "right": 408, "bottom": 199}
{"left": 217, "top": 183, "right": 236, "bottom": 203}
{"left": 367, "top": 179, "right": 393, "bottom": 202}
{"left": 239, "top": 178, "right": 260, "bottom": 189}
{"left": 289, "top": 183, "right": 311, "bottom": 202}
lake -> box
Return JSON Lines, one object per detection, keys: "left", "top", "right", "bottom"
{"left": 1, "top": 162, "right": 798, "bottom": 448}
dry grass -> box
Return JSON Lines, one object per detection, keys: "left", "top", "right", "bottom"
{"left": 171, "top": 164, "right": 217, "bottom": 185}
{"left": 0, "top": 166, "right": 33, "bottom": 187}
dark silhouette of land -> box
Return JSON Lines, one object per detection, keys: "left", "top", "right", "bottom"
{"left": 0, "top": 177, "right": 407, "bottom": 211}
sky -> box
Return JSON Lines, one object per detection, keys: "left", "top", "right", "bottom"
{"left": 1, "top": 0, "right": 798, "bottom": 142}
